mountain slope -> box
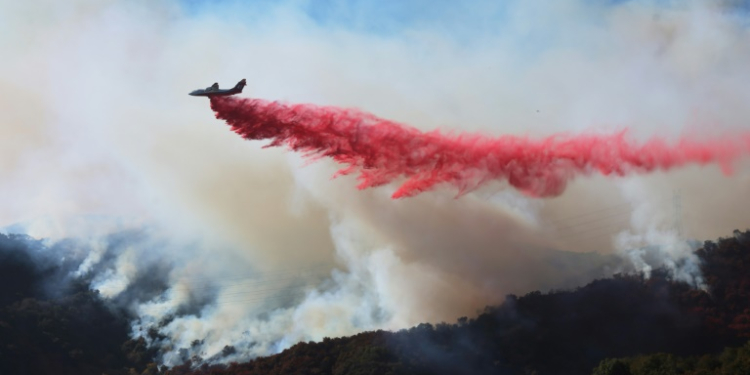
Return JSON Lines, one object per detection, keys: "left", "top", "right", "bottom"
{"left": 164, "top": 231, "right": 750, "bottom": 375}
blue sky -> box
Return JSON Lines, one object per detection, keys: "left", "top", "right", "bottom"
{"left": 177, "top": 0, "right": 513, "bottom": 35}
{"left": 173, "top": 0, "right": 750, "bottom": 54}
{"left": 177, "top": 0, "right": 750, "bottom": 30}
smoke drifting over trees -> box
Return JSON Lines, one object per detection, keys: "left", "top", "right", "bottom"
{"left": 3, "top": 229, "right": 750, "bottom": 374}
{"left": 0, "top": 234, "right": 154, "bottom": 374}
{"left": 161, "top": 230, "right": 750, "bottom": 375}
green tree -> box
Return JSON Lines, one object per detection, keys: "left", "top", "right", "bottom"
{"left": 592, "top": 358, "right": 632, "bottom": 375}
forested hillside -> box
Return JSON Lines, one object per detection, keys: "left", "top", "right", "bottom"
{"left": 591, "top": 342, "right": 750, "bottom": 375}
{"left": 165, "top": 231, "right": 750, "bottom": 375}
{"left": 1, "top": 230, "right": 750, "bottom": 375}
{"left": 0, "top": 234, "right": 157, "bottom": 375}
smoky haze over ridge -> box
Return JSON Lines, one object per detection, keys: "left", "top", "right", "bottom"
{"left": 2, "top": 0, "right": 750, "bottom": 365}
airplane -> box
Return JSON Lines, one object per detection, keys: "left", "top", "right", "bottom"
{"left": 189, "top": 79, "right": 246, "bottom": 97}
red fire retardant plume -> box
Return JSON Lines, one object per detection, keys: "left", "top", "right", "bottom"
{"left": 209, "top": 97, "right": 750, "bottom": 198}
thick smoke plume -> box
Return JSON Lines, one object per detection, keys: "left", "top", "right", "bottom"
{"left": 4, "top": 0, "right": 750, "bottom": 368}
{"left": 211, "top": 96, "right": 750, "bottom": 198}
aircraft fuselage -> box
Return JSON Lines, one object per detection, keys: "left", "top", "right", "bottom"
{"left": 189, "top": 79, "right": 246, "bottom": 97}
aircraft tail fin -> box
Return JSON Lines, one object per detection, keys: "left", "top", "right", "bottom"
{"left": 234, "top": 79, "right": 247, "bottom": 92}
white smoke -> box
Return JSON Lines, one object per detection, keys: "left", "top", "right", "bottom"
{"left": 614, "top": 178, "right": 705, "bottom": 287}
{"left": 2, "top": 0, "right": 750, "bottom": 366}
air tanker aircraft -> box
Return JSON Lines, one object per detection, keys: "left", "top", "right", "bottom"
{"left": 189, "top": 79, "right": 246, "bottom": 97}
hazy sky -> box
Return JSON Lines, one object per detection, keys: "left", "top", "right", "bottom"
{"left": 2, "top": 0, "right": 750, "bottom": 365}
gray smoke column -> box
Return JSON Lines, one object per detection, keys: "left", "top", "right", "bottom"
{"left": 2, "top": 0, "right": 750, "bottom": 365}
